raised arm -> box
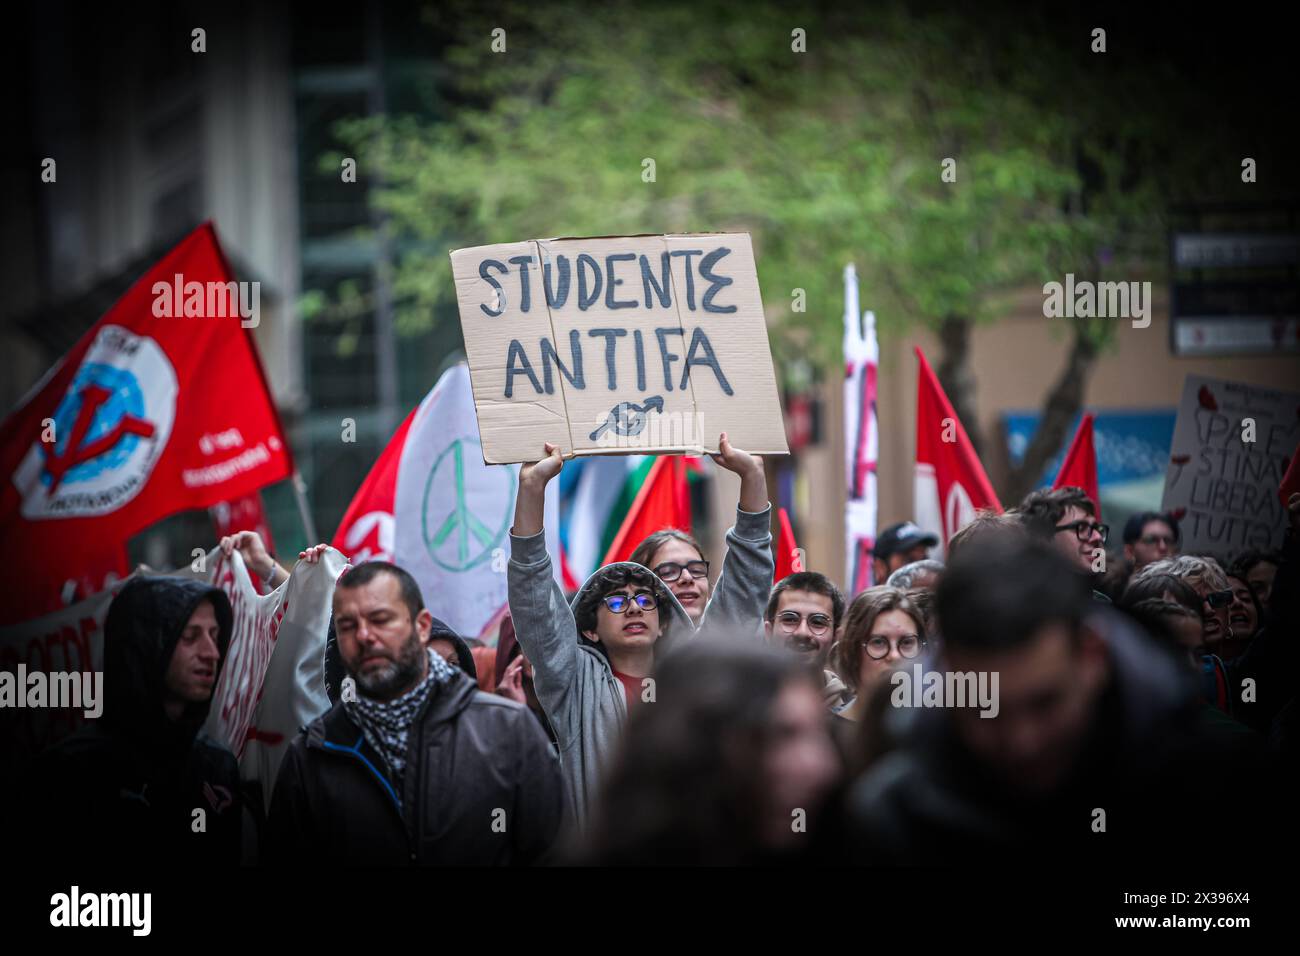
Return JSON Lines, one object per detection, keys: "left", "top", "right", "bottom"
{"left": 508, "top": 443, "right": 584, "bottom": 747}
{"left": 699, "top": 432, "right": 774, "bottom": 638}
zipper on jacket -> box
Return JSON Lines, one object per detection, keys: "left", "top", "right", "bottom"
{"left": 320, "top": 734, "right": 419, "bottom": 861}
{"left": 320, "top": 735, "right": 403, "bottom": 811}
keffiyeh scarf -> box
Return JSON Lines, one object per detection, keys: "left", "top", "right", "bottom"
{"left": 344, "top": 649, "right": 455, "bottom": 789}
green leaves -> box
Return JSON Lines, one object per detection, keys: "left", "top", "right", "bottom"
{"left": 322, "top": 0, "right": 1210, "bottom": 370}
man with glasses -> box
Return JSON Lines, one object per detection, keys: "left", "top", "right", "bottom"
{"left": 1122, "top": 511, "right": 1181, "bottom": 571}
{"left": 764, "top": 572, "right": 847, "bottom": 709}
{"left": 1016, "top": 486, "right": 1112, "bottom": 602}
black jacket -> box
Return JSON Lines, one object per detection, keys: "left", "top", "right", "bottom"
{"left": 30, "top": 576, "right": 243, "bottom": 865}
{"left": 264, "top": 668, "right": 563, "bottom": 865}
{"left": 843, "top": 608, "right": 1281, "bottom": 864}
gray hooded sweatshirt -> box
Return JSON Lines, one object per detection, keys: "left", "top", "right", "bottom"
{"left": 507, "top": 504, "right": 774, "bottom": 825}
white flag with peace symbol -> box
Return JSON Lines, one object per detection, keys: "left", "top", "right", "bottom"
{"left": 393, "top": 364, "right": 561, "bottom": 638}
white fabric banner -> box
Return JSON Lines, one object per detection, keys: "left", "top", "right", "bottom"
{"left": 843, "top": 264, "right": 879, "bottom": 597}
{"left": 186, "top": 547, "right": 339, "bottom": 791}
{"left": 2, "top": 547, "right": 339, "bottom": 796}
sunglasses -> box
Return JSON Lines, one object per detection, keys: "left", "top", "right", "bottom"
{"left": 1203, "top": 589, "right": 1233, "bottom": 610}
{"left": 653, "top": 560, "right": 710, "bottom": 583}
{"left": 603, "top": 590, "right": 658, "bottom": 613}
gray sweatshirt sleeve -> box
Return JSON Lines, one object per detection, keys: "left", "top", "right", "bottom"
{"left": 507, "top": 530, "right": 582, "bottom": 749}
{"left": 698, "top": 503, "right": 774, "bottom": 639}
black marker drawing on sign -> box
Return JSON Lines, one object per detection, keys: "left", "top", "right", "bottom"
{"left": 590, "top": 396, "right": 665, "bottom": 442}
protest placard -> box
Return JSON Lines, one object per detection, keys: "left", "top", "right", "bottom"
{"left": 450, "top": 233, "right": 790, "bottom": 463}
{"left": 1161, "top": 374, "right": 1300, "bottom": 561}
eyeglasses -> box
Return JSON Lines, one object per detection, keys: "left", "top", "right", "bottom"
{"left": 1138, "top": 534, "right": 1176, "bottom": 548}
{"left": 653, "top": 560, "right": 710, "bottom": 583}
{"left": 603, "top": 590, "right": 658, "bottom": 613}
{"left": 861, "top": 634, "right": 926, "bottom": 660}
{"left": 1202, "top": 589, "right": 1233, "bottom": 610}
{"left": 776, "top": 611, "right": 833, "bottom": 636}
{"left": 1054, "top": 520, "right": 1109, "bottom": 544}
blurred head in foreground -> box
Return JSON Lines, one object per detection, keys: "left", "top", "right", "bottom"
{"left": 578, "top": 641, "right": 842, "bottom": 864}
{"left": 935, "top": 536, "right": 1106, "bottom": 795}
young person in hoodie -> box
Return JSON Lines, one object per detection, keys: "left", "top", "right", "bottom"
{"left": 30, "top": 576, "right": 242, "bottom": 866}
{"left": 508, "top": 432, "right": 774, "bottom": 825}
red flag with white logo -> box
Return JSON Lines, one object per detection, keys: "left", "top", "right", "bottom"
{"left": 1052, "top": 413, "right": 1100, "bottom": 518}
{"left": 329, "top": 405, "right": 416, "bottom": 565}
{"left": 912, "top": 347, "right": 1001, "bottom": 552}
{"left": 0, "top": 222, "right": 292, "bottom": 624}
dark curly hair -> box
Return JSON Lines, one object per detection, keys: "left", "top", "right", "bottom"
{"left": 573, "top": 564, "right": 670, "bottom": 638}
{"left": 1016, "top": 486, "right": 1096, "bottom": 541}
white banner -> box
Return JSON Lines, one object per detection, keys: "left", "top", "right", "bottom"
{"left": 2, "top": 548, "right": 339, "bottom": 795}
{"left": 843, "top": 264, "right": 879, "bottom": 597}
{"left": 184, "top": 547, "right": 338, "bottom": 791}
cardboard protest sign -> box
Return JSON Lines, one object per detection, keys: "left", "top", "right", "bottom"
{"left": 450, "top": 233, "right": 790, "bottom": 464}
{"left": 1161, "top": 375, "right": 1300, "bottom": 562}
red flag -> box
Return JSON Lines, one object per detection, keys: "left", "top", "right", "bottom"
{"left": 602, "top": 456, "right": 690, "bottom": 566}
{"left": 1053, "top": 413, "right": 1100, "bottom": 518}
{"left": 211, "top": 491, "right": 275, "bottom": 553}
{"left": 1280, "top": 439, "right": 1300, "bottom": 506}
{"left": 330, "top": 404, "right": 417, "bottom": 564}
{"left": 775, "top": 506, "right": 800, "bottom": 582}
{"left": 912, "top": 347, "right": 1001, "bottom": 551}
{"left": 0, "top": 223, "right": 293, "bottom": 624}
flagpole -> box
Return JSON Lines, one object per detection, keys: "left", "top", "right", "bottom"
{"left": 291, "top": 471, "right": 319, "bottom": 544}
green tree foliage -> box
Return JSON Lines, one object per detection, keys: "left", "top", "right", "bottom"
{"left": 327, "top": 0, "right": 1255, "bottom": 485}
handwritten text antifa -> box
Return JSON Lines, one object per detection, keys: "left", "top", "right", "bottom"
{"left": 475, "top": 247, "right": 739, "bottom": 399}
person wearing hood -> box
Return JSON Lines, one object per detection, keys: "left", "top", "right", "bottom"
{"left": 31, "top": 576, "right": 242, "bottom": 865}
{"left": 507, "top": 433, "right": 774, "bottom": 826}
{"left": 843, "top": 536, "right": 1282, "bottom": 864}
{"left": 265, "top": 560, "right": 562, "bottom": 865}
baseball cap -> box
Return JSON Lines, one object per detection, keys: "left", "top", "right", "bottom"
{"left": 873, "top": 521, "right": 939, "bottom": 560}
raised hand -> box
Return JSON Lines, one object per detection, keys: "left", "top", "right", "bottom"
{"left": 709, "top": 431, "right": 763, "bottom": 478}
{"left": 299, "top": 544, "right": 331, "bottom": 564}
{"left": 709, "top": 432, "right": 768, "bottom": 513}
{"left": 513, "top": 443, "right": 564, "bottom": 537}
{"left": 496, "top": 654, "right": 528, "bottom": 705}
{"left": 520, "top": 442, "right": 565, "bottom": 488}
{"left": 220, "top": 531, "right": 276, "bottom": 582}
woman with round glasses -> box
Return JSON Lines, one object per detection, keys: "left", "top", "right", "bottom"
{"left": 830, "top": 586, "right": 929, "bottom": 723}
{"left": 507, "top": 433, "right": 774, "bottom": 826}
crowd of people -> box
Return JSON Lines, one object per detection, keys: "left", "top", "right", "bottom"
{"left": 17, "top": 431, "right": 1296, "bottom": 866}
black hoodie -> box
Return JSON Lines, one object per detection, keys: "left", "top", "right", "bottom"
{"left": 29, "top": 576, "right": 242, "bottom": 866}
